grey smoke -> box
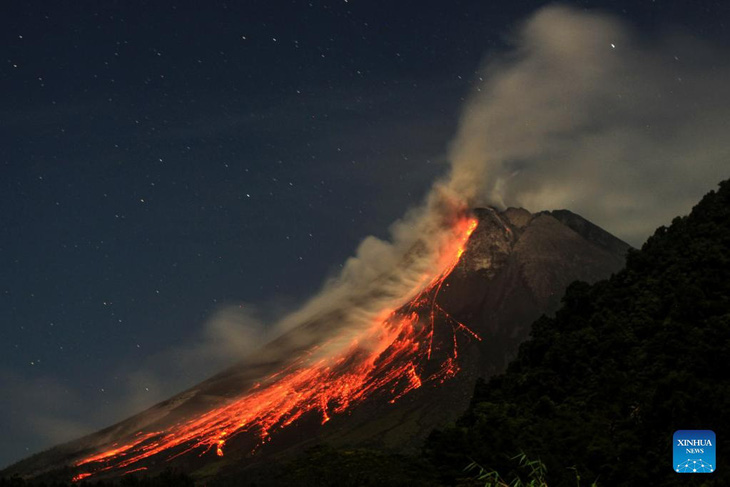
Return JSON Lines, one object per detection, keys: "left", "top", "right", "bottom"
{"left": 275, "top": 4, "right": 730, "bottom": 349}
{"left": 448, "top": 5, "right": 730, "bottom": 246}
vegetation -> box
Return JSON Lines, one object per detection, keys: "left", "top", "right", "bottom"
{"left": 426, "top": 179, "right": 730, "bottom": 486}
{"left": 231, "top": 445, "right": 441, "bottom": 487}
{"left": 465, "top": 452, "right": 549, "bottom": 487}
{"left": 463, "top": 451, "right": 600, "bottom": 487}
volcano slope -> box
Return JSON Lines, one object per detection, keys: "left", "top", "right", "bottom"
{"left": 2, "top": 207, "right": 629, "bottom": 484}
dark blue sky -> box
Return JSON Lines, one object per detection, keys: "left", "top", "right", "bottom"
{"left": 1, "top": 0, "right": 727, "bottom": 468}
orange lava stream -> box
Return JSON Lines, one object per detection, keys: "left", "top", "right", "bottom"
{"left": 72, "top": 217, "right": 479, "bottom": 481}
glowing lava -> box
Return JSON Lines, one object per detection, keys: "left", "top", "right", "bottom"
{"left": 72, "top": 216, "right": 480, "bottom": 481}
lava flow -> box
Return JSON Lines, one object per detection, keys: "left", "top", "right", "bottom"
{"left": 72, "top": 216, "right": 480, "bottom": 480}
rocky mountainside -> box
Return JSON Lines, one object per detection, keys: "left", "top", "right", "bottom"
{"left": 2, "top": 207, "right": 630, "bottom": 484}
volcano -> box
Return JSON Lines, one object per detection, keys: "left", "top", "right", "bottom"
{"left": 2, "top": 207, "right": 630, "bottom": 484}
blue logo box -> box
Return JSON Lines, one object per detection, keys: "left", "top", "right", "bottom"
{"left": 674, "top": 430, "right": 715, "bottom": 473}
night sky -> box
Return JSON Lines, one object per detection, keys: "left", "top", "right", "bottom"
{"left": 2, "top": 1, "right": 728, "bottom": 468}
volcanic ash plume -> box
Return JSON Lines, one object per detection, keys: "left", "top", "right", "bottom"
{"left": 447, "top": 5, "right": 730, "bottom": 245}
{"left": 267, "top": 0, "right": 730, "bottom": 383}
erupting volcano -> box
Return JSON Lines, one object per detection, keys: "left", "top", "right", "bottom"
{"left": 3, "top": 206, "right": 630, "bottom": 484}
{"left": 70, "top": 217, "right": 480, "bottom": 481}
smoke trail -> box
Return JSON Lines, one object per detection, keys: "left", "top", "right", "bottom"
{"left": 266, "top": 183, "right": 471, "bottom": 359}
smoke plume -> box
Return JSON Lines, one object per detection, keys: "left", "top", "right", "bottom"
{"left": 256, "top": 4, "right": 729, "bottom": 363}
{"left": 448, "top": 5, "right": 730, "bottom": 245}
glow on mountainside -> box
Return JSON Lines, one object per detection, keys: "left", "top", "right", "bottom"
{"left": 71, "top": 216, "right": 480, "bottom": 481}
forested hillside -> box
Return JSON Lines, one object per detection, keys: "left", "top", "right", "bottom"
{"left": 427, "top": 180, "right": 730, "bottom": 486}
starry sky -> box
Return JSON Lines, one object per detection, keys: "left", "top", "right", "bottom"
{"left": 1, "top": 0, "right": 728, "bottom": 468}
